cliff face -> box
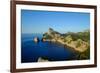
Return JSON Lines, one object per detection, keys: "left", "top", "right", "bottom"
{"left": 43, "top": 28, "right": 90, "bottom": 54}
{"left": 43, "top": 28, "right": 61, "bottom": 42}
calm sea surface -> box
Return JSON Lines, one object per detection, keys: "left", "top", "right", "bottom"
{"left": 21, "top": 34, "right": 77, "bottom": 63}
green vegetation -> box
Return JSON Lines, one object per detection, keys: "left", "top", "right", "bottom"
{"left": 43, "top": 33, "right": 52, "bottom": 40}
{"left": 64, "top": 35, "right": 73, "bottom": 44}
{"left": 76, "top": 39, "right": 83, "bottom": 48}
{"left": 64, "top": 29, "right": 90, "bottom": 43}
{"left": 42, "top": 28, "right": 90, "bottom": 60}
{"left": 77, "top": 48, "right": 90, "bottom": 60}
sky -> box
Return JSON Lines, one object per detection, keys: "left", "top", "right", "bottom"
{"left": 21, "top": 9, "right": 90, "bottom": 34}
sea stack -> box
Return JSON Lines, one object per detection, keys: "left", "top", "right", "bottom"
{"left": 34, "top": 37, "right": 39, "bottom": 42}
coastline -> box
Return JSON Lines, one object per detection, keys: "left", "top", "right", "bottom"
{"left": 42, "top": 28, "right": 90, "bottom": 53}
{"left": 42, "top": 39, "right": 89, "bottom": 53}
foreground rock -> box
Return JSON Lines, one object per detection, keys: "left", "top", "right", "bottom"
{"left": 37, "top": 57, "right": 49, "bottom": 62}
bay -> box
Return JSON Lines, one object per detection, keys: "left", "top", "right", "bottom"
{"left": 21, "top": 34, "right": 77, "bottom": 63}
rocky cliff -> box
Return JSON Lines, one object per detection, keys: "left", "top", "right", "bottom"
{"left": 42, "top": 28, "right": 90, "bottom": 54}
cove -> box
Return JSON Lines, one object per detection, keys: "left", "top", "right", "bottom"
{"left": 21, "top": 34, "right": 78, "bottom": 63}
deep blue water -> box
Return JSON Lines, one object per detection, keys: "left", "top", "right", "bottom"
{"left": 21, "top": 34, "right": 77, "bottom": 63}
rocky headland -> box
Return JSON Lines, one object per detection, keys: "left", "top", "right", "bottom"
{"left": 42, "top": 28, "right": 90, "bottom": 59}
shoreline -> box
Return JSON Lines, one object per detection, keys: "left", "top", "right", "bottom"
{"left": 42, "top": 39, "right": 89, "bottom": 53}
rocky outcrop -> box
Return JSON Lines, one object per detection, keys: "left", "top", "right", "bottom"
{"left": 42, "top": 28, "right": 61, "bottom": 42}
{"left": 42, "top": 28, "right": 90, "bottom": 53}
{"left": 33, "top": 37, "right": 39, "bottom": 42}
{"left": 37, "top": 57, "right": 49, "bottom": 62}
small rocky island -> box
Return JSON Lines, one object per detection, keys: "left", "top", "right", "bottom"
{"left": 42, "top": 28, "right": 90, "bottom": 59}
{"left": 33, "top": 37, "right": 39, "bottom": 42}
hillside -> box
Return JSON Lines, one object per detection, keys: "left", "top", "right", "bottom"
{"left": 42, "top": 28, "right": 90, "bottom": 59}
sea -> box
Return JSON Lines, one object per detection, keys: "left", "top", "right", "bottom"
{"left": 21, "top": 34, "right": 77, "bottom": 63}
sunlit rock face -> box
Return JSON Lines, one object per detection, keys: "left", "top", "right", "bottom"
{"left": 42, "top": 28, "right": 90, "bottom": 53}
